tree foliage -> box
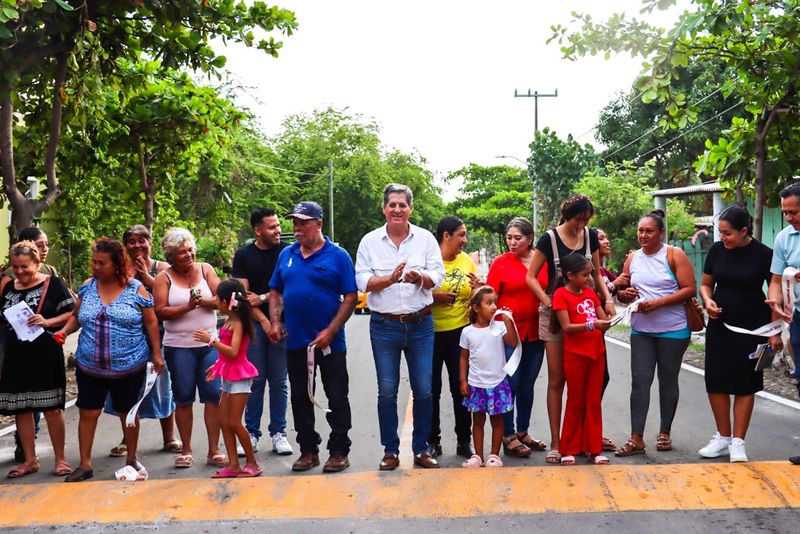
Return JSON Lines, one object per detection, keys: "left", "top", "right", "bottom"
{"left": 597, "top": 58, "right": 742, "bottom": 188}
{"left": 550, "top": 0, "right": 800, "bottom": 240}
{"left": 447, "top": 164, "right": 531, "bottom": 249}
{"left": 270, "top": 107, "right": 445, "bottom": 256}
{"left": 527, "top": 128, "right": 599, "bottom": 229}
{"left": 1, "top": 0, "right": 296, "bottom": 235}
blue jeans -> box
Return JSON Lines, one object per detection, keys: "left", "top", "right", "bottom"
{"left": 370, "top": 313, "right": 434, "bottom": 455}
{"left": 503, "top": 340, "right": 545, "bottom": 435}
{"left": 164, "top": 346, "right": 221, "bottom": 405}
{"left": 790, "top": 313, "right": 800, "bottom": 398}
{"left": 244, "top": 322, "right": 288, "bottom": 438}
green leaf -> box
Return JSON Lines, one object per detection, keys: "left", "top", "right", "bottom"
{"left": 52, "top": 0, "right": 74, "bottom": 12}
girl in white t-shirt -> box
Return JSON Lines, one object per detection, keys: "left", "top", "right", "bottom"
{"left": 459, "top": 286, "right": 519, "bottom": 467}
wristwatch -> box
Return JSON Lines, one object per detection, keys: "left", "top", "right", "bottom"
{"left": 259, "top": 293, "right": 267, "bottom": 303}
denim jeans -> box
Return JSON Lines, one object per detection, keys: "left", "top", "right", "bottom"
{"left": 244, "top": 322, "right": 288, "bottom": 438}
{"left": 503, "top": 340, "right": 545, "bottom": 435}
{"left": 790, "top": 313, "right": 800, "bottom": 398}
{"left": 164, "top": 346, "right": 221, "bottom": 405}
{"left": 370, "top": 313, "right": 434, "bottom": 455}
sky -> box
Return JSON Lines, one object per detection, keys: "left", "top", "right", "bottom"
{"left": 222, "top": 1, "right": 690, "bottom": 187}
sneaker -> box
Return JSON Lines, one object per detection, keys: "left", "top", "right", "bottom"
{"left": 237, "top": 434, "right": 258, "bottom": 457}
{"left": 729, "top": 438, "right": 748, "bottom": 463}
{"left": 698, "top": 432, "right": 731, "bottom": 458}
{"left": 426, "top": 442, "right": 443, "bottom": 458}
{"left": 272, "top": 432, "right": 293, "bottom": 456}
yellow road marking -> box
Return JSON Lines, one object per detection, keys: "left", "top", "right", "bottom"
{"left": 1, "top": 461, "right": 799, "bottom": 527}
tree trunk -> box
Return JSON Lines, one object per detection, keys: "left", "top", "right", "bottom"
{"left": 0, "top": 89, "right": 33, "bottom": 241}
{"left": 136, "top": 135, "right": 154, "bottom": 232}
{"left": 753, "top": 119, "right": 767, "bottom": 242}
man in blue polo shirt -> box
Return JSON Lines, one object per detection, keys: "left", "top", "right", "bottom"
{"left": 268, "top": 201, "right": 357, "bottom": 473}
{"left": 767, "top": 182, "right": 800, "bottom": 466}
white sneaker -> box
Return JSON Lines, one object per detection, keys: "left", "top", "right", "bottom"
{"left": 272, "top": 432, "right": 293, "bottom": 455}
{"left": 729, "top": 438, "right": 748, "bottom": 462}
{"left": 698, "top": 432, "right": 731, "bottom": 458}
{"left": 237, "top": 434, "right": 258, "bottom": 457}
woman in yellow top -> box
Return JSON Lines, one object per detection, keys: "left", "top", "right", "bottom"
{"left": 427, "top": 216, "right": 479, "bottom": 459}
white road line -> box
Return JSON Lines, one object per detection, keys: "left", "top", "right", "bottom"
{"left": 605, "top": 336, "right": 800, "bottom": 411}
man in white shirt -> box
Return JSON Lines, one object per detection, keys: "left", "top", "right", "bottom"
{"left": 355, "top": 183, "right": 445, "bottom": 470}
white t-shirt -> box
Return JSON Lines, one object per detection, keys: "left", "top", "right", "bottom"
{"left": 459, "top": 323, "right": 507, "bottom": 388}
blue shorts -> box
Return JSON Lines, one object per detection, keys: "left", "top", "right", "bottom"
{"left": 164, "top": 346, "right": 221, "bottom": 405}
{"left": 221, "top": 378, "right": 253, "bottom": 394}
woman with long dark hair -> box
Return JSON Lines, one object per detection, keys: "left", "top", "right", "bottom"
{"left": 525, "top": 195, "right": 615, "bottom": 463}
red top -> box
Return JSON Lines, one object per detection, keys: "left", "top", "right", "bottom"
{"left": 486, "top": 252, "right": 548, "bottom": 342}
{"left": 551, "top": 286, "right": 605, "bottom": 360}
{"left": 207, "top": 327, "right": 258, "bottom": 381}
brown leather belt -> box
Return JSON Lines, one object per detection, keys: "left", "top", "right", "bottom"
{"left": 375, "top": 304, "right": 432, "bottom": 324}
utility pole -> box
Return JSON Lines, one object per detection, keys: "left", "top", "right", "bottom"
{"left": 328, "top": 158, "right": 334, "bottom": 243}
{"left": 513, "top": 88, "right": 558, "bottom": 234}
{"left": 514, "top": 89, "right": 558, "bottom": 133}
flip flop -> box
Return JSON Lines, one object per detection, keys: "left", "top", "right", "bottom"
{"left": 53, "top": 461, "right": 73, "bottom": 476}
{"left": 162, "top": 440, "right": 183, "bottom": 454}
{"left": 545, "top": 450, "right": 562, "bottom": 464}
{"left": 109, "top": 442, "right": 128, "bottom": 457}
{"left": 590, "top": 454, "right": 610, "bottom": 465}
{"left": 175, "top": 454, "right": 193, "bottom": 468}
{"left": 64, "top": 467, "right": 94, "bottom": 483}
{"left": 211, "top": 467, "right": 241, "bottom": 479}
{"left": 207, "top": 453, "right": 228, "bottom": 467}
{"left": 560, "top": 455, "right": 576, "bottom": 465}
{"left": 240, "top": 465, "right": 263, "bottom": 477}
{"left": 8, "top": 461, "right": 40, "bottom": 479}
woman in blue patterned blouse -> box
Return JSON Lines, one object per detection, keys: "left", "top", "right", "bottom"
{"left": 56, "top": 238, "right": 164, "bottom": 482}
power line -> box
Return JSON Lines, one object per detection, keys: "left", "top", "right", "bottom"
{"left": 601, "top": 87, "right": 726, "bottom": 161}
{"left": 574, "top": 89, "right": 647, "bottom": 141}
{"left": 245, "top": 160, "right": 326, "bottom": 176}
{"left": 630, "top": 99, "right": 744, "bottom": 162}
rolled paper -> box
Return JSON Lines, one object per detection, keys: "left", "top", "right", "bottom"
{"left": 125, "top": 362, "right": 158, "bottom": 427}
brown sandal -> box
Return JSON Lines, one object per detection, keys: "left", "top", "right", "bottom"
{"left": 516, "top": 433, "right": 547, "bottom": 451}
{"left": 602, "top": 437, "right": 616, "bottom": 451}
{"left": 656, "top": 433, "right": 673, "bottom": 451}
{"left": 615, "top": 440, "right": 646, "bottom": 457}
{"left": 502, "top": 435, "right": 531, "bottom": 457}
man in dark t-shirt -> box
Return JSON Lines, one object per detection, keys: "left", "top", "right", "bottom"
{"left": 231, "top": 208, "right": 292, "bottom": 456}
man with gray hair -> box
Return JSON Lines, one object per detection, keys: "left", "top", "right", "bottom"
{"left": 355, "top": 183, "right": 445, "bottom": 470}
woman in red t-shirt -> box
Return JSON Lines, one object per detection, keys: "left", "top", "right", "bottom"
{"left": 486, "top": 217, "right": 548, "bottom": 458}
{"left": 552, "top": 254, "right": 611, "bottom": 465}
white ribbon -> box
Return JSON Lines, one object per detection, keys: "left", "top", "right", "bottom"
{"left": 489, "top": 309, "right": 522, "bottom": 376}
{"left": 125, "top": 362, "right": 158, "bottom": 427}
{"left": 723, "top": 267, "right": 799, "bottom": 337}
{"left": 307, "top": 344, "right": 332, "bottom": 412}
{"left": 609, "top": 299, "right": 642, "bottom": 327}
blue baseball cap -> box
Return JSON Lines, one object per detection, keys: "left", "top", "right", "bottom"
{"left": 287, "top": 201, "right": 323, "bottom": 220}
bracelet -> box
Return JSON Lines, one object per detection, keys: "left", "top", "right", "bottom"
{"left": 207, "top": 336, "right": 218, "bottom": 347}
{"left": 605, "top": 300, "right": 614, "bottom": 305}
{"left": 585, "top": 320, "right": 595, "bottom": 332}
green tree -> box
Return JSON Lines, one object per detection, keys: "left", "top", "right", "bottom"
{"left": 527, "top": 128, "right": 599, "bottom": 229}
{"left": 270, "top": 107, "right": 444, "bottom": 256}
{"left": 597, "top": 58, "right": 742, "bottom": 188}
{"left": 447, "top": 164, "right": 531, "bottom": 248}
{"left": 550, "top": 0, "right": 800, "bottom": 240}
{"left": 1, "top": 0, "right": 296, "bottom": 235}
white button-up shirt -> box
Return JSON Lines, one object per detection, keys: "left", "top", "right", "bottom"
{"left": 355, "top": 223, "right": 445, "bottom": 314}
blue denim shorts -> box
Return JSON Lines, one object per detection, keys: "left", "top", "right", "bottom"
{"left": 221, "top": 378, "right": 253, "bottom": 394}
{"left": 164, "top": 346, "right": 221, "bottom": 405}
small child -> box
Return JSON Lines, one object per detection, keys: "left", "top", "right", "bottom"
{"left": 551, "top": 254, "right": 611, "bottom": 465}
{"left": 459, "top": 286, "right": 518, "bottom": 467}
{"left": 193, "top": 279, "right": 261, "bottom": 478}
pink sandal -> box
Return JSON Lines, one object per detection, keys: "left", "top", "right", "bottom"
{"left": 462, "top": 454, "right": 483, "bottom": 468}
{"left": 211, "top": 466, "right": 241, "bottom": 479}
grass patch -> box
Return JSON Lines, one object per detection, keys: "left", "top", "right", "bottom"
{"left": 688, "top": 342, "right": 705, "bottom": 353}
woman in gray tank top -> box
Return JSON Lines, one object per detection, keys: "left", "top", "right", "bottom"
{"left": 615, "top": 209, "right": 696, "bottom": 456}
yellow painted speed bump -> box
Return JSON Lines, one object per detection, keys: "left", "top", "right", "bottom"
{"left": 0, "top": 461, "right": 798, "bottom": 527}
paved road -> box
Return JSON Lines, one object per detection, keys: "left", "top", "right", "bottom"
{"left": 1, "top": 315, "right": 799, "bottom": 531}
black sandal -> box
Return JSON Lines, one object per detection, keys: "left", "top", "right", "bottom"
{"left": 64, "top": 467, "right": 94, "bottom": 483}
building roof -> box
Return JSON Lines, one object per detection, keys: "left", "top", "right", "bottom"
{"left": 649, "top": 181, "right": 724, "bottom": 197}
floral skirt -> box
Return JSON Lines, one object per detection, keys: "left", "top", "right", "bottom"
{"left": 462, "top": 378, "right": 513, "bottom": 415}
